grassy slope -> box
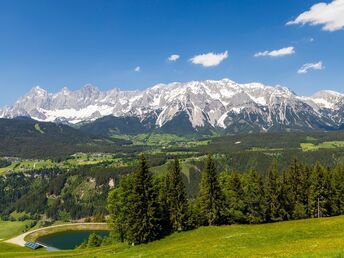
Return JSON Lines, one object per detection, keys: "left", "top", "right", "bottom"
{"left": 2, "top": 216, "right": 344, "bottom": 257}
{"left": 0, "top": 153, "right": 121, "bottom": 174}
{"left": 110, "top": 216, "right": 344, "bottom": 258}
{"left": 0, "top": 220, "right": 33, "bottom": 240}
{"left": 0, "top": 220, "right": 38, "bottom": 257}
{"left": 301, "top": 141, "right": 344, "bottom": 152}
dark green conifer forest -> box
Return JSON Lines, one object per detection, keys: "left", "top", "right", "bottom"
{"left": 107, "top": 155, "right": 344, "bottom": 245}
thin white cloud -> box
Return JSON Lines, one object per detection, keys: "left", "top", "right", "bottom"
{"left": 134, "top": 66, "right": 141, "bottom": 72}
{"left": 297, "top": 61, "right": 324, "bottom": 74}
{"left": 287, "top": 0, "right": 344, "bottom": 31}
{"left": 190, "top": 50, "right": 228, "bottom": 67}
{"left": 254, "top": 46, "right": 295, "bottom": 57}
{"left": 168, "top": 54, "right": 180, "bottom": 62}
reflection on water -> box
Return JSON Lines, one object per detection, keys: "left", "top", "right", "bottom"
{"left": 37, "top": 230, "right": 109, "bottom": 250}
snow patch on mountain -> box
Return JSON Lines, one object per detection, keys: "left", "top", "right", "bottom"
{"left": 0, "top": 79, "right": 343, "bottom": 132}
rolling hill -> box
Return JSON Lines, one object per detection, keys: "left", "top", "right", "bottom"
{"left": 0, "top": 118, "right": 130, "bottom": 159}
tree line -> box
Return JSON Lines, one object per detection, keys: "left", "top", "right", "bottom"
{"left": 107, "top": 154, "right": 344, "bottom": 245}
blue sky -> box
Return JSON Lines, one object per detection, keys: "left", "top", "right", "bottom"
{"left": 0, "top": 0, "right": 343, "bottom": 106}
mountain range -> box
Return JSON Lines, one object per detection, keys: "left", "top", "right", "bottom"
{"left": 1, "top": 78, "right": 344, "bottom": 135}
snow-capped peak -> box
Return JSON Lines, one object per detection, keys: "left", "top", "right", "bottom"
{"left": 27, "top": 86, "right": 48, "bottom": 96}
{"left": 310, "top": 90, "right": 344, "bottom": 109}
{"left": 0, "top": 79, "right": 343, "bottom": 132}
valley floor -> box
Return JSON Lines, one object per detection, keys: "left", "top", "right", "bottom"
{"left": 2, "top": 216, "right": 344, "bottom": 257}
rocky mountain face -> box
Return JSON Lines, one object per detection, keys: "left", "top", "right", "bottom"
{"left": 1, "top": 79, "right": 343, "bottom": 134}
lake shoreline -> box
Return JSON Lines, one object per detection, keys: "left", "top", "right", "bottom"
{"left": 5, "top": 223, "right": 109, "bottom": 247}
{"left": 37, "top": 230, "right": 110, "bottom": 250}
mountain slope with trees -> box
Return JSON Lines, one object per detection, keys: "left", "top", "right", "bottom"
{"left": 0, "top": 117, "right": 131, "bottom": 159}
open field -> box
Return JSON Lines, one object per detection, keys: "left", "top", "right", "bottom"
{"left": 301, "top": 141, "right": 344, "bottom": 152}
{"left": 0, "top": 220, "right": 39, "bottom": 257}
{"left": 0, "top": 220, "right": 34, "bottom": 240}
{"left": 110, "top": 133, "right": 201, "bottom": 146}
{"left": 0, "top": 153, "right": 122, "bottom": 174}
{"left": 2, "top": 216, "right": 344, "bottom": 257}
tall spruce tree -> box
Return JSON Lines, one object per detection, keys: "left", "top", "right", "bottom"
{"left": 107, "top": 175, "right": 132, "bottom": 242}
{"left": 243, "top": 169, "right": 266, "bottom": 224}
{"left": 219, "top": 172, "right": 245, "bottom": 224}
{"left": 164, "top": 158, "right": 189, "bottom": 232}
{"left": 126, "top": 154, "right": 161, "bottom": 244}
{"left": 197, "top": 154, "right": 225, "bottom": 226}
{"left": 265, "top": 161, "right": 283, "bottom": 222}
{"left": 323, "top": 166, "right": 337, "bottom": 216}
{"left": 156, "top": 176, "right": 171, "bottom": 235}
{"left": 333, "top": 165, "right": 344, "bottom": 215}
{"left": 283, "top": 159, "right": 308, "bottom": 219}
{"left": 307, "top": 162, "right": 327, "bottom": 218}
{"left": 280, "top": 170, "right": 293, "bottom": 220}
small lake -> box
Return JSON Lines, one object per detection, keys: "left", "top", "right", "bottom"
{"left": 37, "top": 230, "right": 109, "bottom": 250}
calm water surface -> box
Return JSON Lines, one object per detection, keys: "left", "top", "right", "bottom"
{"left": 37, "top": 230, "right": 109, "bottom": 250}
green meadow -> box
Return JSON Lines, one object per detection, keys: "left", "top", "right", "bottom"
{"left": 0, "top": 220, "right": 33, "bottom": 240}
{"left": 0, "top": 153, "right": 121, "bottom": 174}
{"left": 301, "top": 141, "right": 344, "bottom": 151}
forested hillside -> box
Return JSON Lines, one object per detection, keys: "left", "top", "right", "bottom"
{"left": 1, "top": 154, "right": 344, "bottom": 231}
{"left": 0, "top": 118, "right": 131, "bottom": 159}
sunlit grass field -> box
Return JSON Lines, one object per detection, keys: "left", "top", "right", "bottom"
{"left": 0, "top": 153, "right": 120, "bottom": 174}
{"left": 301, "top": 141, "right": 344, "bottom": 152}
{"left": 0, "top": 220, "right": 33, "bottom": 240}
{"left": 2, "top": 216, "right": 344, "bottom": 257}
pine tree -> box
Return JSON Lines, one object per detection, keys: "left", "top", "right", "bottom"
{"left": 289, "top": 159, "right": 308, "bottom": 219}
{"left": 307, "top": 162, "right": 327, "bottom": 218}
{"left": 265, "top": 161, "right": 282, "bottom": 222}
{"left": 156, "top": 176, "right": 171, "bottom": 235}
{"left": 86, "top": 233, "right": 103, "bottom": 247}
{"left": 126, "top": 154, "right": 161, "bottom": 244}
{"left": 333, "top": 165, "right": 344, "bottom": 215}
{"left": 220, "top": 172, "right": 245, "bottom": 224}
{"left": 243, "top": 169, "right": 266, "bottom": 224}
{"left": 307, "top": 165, "right": 317, "bottom": 218}
{"left": 280, "top": 170, "right": 293, "bottom": 220}
{"left": 107, "top": 175, "right": 132, "bottom": 242}
{"left": 323, "top": 166, "right": 337, "bottom": 216}
{"left": 197, "top": 154, "right": 225, "bottom": 226}
{"left": 164, "top": 158, "right": 189, "bottom": 232}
